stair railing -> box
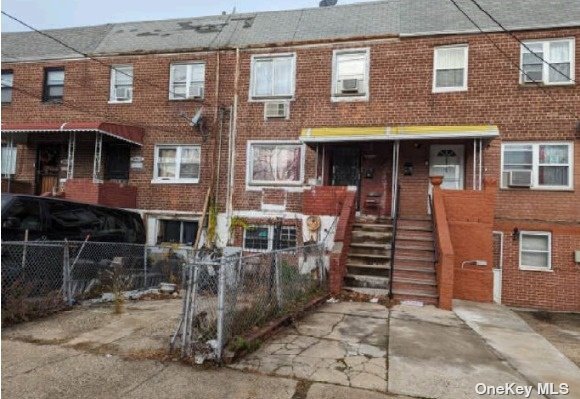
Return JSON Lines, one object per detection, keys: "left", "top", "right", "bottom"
{"left": 428, "top": 194, "right": 439, "bottom": 262}
{"left": 388, "top": 184, "right": 400, "bottom": 299}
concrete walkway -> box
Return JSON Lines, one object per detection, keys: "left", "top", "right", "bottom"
{"left": 454, "top": 300, "right": 580, "bottom": 399}
{"left": 388, "top": 303, "right": 544, "bottom": 399}
{"left": 231, "top": 301, "right": 391, "bottom": 392}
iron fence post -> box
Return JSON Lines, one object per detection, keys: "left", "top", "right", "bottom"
{"left": 216, "top": 259, "right": 227, "bottom": 361}
{"left": 274, "top": 252, "right": 283, "bottom": 309}
{"left": 143, "top": 245, "right": 148, "bottom": 288}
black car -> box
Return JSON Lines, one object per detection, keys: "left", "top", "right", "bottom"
{"left": 1, "top": 194, "right": 145, "bottom": 243}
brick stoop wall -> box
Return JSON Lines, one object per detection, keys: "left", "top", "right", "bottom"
{"left": 64, "top": 178, "right": 137, "bottom": 208}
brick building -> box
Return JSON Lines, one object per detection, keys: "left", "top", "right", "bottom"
{"left": 2, "top": 0, "right": 579, "bottom": 311}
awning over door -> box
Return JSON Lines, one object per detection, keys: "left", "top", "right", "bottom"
{"left": 1, "top": 121, "right": 144, "bottom": 145}
{"left": 300, "top": 125, "right": 499, "bottom": 143}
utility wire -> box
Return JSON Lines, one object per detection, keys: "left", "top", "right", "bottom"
{"left": 5, "top": 81, "right": 194, "bottom": 136}
{"left": 467, "top": 0, "right": 576, "bottom": 84}
{"left": 1, "top": 10, "right": 201, "bottom": 110}
{"left": 448, "top": 0, "right": 579, "bottom": 121}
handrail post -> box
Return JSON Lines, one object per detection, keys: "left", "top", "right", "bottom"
{"left": 388, "top": 184, "right": 400, "bottom": 299}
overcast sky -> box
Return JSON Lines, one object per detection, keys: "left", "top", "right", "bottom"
{"left": 1, "top": 0, "right": 369, "bottom": 32}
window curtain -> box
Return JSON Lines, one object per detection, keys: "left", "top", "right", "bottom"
{"left": 549, "top": 41, "right": 571, "bottom": 82}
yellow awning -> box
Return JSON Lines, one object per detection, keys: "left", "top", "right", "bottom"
{"left": 300, "top": 125, "right": 499, "bottom": 142}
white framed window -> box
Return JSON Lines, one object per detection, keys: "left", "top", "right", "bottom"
{"left": 433, "top": 45, "right": 468, "bottom": 93}
{"left": 1, "top": 143, "right": 17, "bottom": 175}
{"left": 169, "top": 62, "right": 205, "bottom": 100}
{"left": 153, "top": 145, "right": 201, "bottom": 183}
{"left": 247, "top": 141, "right": 304, "bottom": 186}
{"left": 2, "top": 70, "right": 14, "bottom": 104}
{"left": 243, "top": 225, "right": 297, "bottom": 252}
{"left": 501, "top": 142, "right": 573, "bottom": 190}
{"left": 332, "top": 48, "right": 370, "bottom": 101}
{"left": 109, "top": 65, "right": 133, "bottom": 103}
{"left": 520, "top": 38, "right": 575, "bottom": 85}
{"left": 250, "top": 54, "right": 296, "bottom": 100}
{"left": 519, "top": 231, "right": 551, "bottom": 271}
{"left": 157, "top": 219, "right": 198, "bottom": 245}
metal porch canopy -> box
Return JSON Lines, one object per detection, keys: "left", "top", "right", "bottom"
{"left": 1, "top": 121, "right": 144, "bottom": 145}
{"left": 300, "top": 125, "right": 499, "bottom": 143}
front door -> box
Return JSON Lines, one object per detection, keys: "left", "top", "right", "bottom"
{"left": 428, "top": 144, "right": 464, "bottom": 210}
{"left": 35, "top": 144, "right": 61, "bottom": 195}
{"left": 331, "top": 146, "right": 361, "bottom": 207}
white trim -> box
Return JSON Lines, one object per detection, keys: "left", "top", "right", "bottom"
{"left": 432, "top": 44, "right": 469, "bottom": 93}
{"left": 519, "top": 231, "right": 552, "bottom": 271}
{"left": 519, "top": 37, "right": 575, "bottom": 86}
{"left": 168, "top": 61, "right": 206, "bottom": 100}
{"left": 248, "top": 52, "right": 297, "bottom": 102}
{"left": 152, "top": 144, "right": 201, "bottom": 184}
{"left": 331, "top": 47, "right": 370, "bottom": 102}
{"left": 492, "top": 231, "right": 504, "bottom": 270}
{"left": 246, "top": 140, "right": 306, "bottom": 188}
{"left": 500, "top": 141, "right": 574, "bottom": 191}
{"left": 109, "top": 64, "right": 133, "bottom": 103}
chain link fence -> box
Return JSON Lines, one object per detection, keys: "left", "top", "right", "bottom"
{"left": 173, "top": 243, "right": 328, "bottom": 363}
{"left": 1, "top": 240, "right": 197, "bottom": 324}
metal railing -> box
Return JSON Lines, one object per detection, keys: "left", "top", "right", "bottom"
{"left": 1, "top": 240, "right": 197, "bottom": 324}
{"left": 388, "top": 184, "right": 400, "bottom": 298}
{"left": 428, "top": 194, "right": 440, "bottom": 262}
{"left": 172, "top": 243, "right": 328, "bottom": 363}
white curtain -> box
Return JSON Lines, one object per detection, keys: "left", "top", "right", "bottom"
{"left": 436, "top": 47, "right": 465, "bottom": 69}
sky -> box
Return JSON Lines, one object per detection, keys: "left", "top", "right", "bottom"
{"left": 1, "top": 0, "right": 370, "bottom": 32}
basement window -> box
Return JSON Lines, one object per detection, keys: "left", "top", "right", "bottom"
{"left": 157, "top": 219, "right": 198, "bottom": 245}
{"left": 520, "top": 38, "right": 575, "bottom": 85}
{"left": 519, "top": 231, "right": 551, "bottom": 271}
{"left": 247, "top": 142, "right": 304, "bottom": 186}
{"left": 243, "top": 225, "right": 298, "bottom": 251}
{"left": 153, "top": 145, "right": 200, "bottom": 183}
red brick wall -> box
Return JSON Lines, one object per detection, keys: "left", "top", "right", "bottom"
{"left": 64, "top": 178, "right": 137, "bottom": 208}
{"left": 329, "top": 189, "right": 356, "bottom": 295}
{"left": 303, "top": 186, "right": 348, "bottom": 216}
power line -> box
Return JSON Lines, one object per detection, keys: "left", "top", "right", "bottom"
{"left": 5, "top": 81, "right": 196, "bottom": 137}
{"left": 1, "top": 10, "right": 201, "bottom": 105}
{"left": 448, "top": 0, "right": 579, "bottom": 121}
{"left": 467, "top": 0, "right": 576, "bottom": 84}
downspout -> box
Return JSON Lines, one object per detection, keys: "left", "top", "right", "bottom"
{"left": 478, "top": 138, "right": 483, "bottom": 190}
{"left": 226, "top": 47, "right": 240, "bottom": 223}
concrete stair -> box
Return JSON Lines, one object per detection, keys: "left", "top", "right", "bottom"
{"left": 343, "top": 216, "right": 392, "bottom": 295}
{"left": 392, "top": 216, "right": 438, "bottom": 306}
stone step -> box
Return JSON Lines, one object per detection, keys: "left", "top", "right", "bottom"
{"left": 393, "top": 268, "right": 435, "bottom": 281}
{"left": 352, "top": 223, "right": 393, "bottom": 232}
{"left": 398, "top": 215, "right": 431, "bottom": 221}
{"left": 351, "top": 230, "right": 393, "bottom": 241}
{"left": 345, "top": 274, "right": 390, "bottom": 289}
{"left": 350, "top": 242, "right": 391, "bottom": 250}
{"left": 343, "top": 287, "right": 390, "bottom": 297}
{"left": 396, "top": 233, "right": 434, "bottom": 242}
{"left": 397, "top": 219, "right": 433, "bottom": 231}
{"left": 393, "top": 291, "right": 439, "bottom": 306}
{"left": 394, "top": 257, "right": 436, "bottom": 268}
{"left": 346, "top": 261, "right": 391, "bottom": 269}
{"left": 356, "top": 216, "right": 392, "bottom": 224}
{"left": 396, "top": 248, "right": 435, "bottom": 259}
{"left": 396, "top": 243, "right": 434, "bottom": 252}
{"left": 393, "top": 278, "right": 437, "bottom": 292}
{"left": 348, "top": 253, "right": 391, "bottom": 260}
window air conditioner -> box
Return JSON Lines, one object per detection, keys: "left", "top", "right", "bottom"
{"left": 264, "top": 101, "right": 289, "bottom": 119}
{"left": 340, "top": 78, "right": 360, "bottom": 93}
{"left": 115, "top": 87, "right": 131, "bottom": 101}
{"left": 508, "top": 170, "right": 532, "bottom": 187}
{"left": 188, "top": 84, "right": 204, "bottom": 99}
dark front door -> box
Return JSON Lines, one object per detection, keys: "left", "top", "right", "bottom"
{"left": 35, "top": 144, "right": 61, "bottom": 195}
{"left": 331, "top": 146, "right": 361, "bottom": 207}
{"left": 104, "top": 144, "right": 130, "bottom": 180}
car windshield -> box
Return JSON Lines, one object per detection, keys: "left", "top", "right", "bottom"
{"left": 1, "top": 194, "right": 13, "bottom": 211}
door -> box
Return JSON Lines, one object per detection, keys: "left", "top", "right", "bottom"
{"left": 35, "top": 145, "right": 61, "bottom": 195}
{"left": 104, "top": 144, "right": 130, "bottom": 180}
{"left": 428, "top": 144, "right": 464, "bottom": 213}
{"left": 330, "top": 146, "right": 361, "bottom": 208}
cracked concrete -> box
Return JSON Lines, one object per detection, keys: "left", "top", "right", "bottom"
{"left": 231, "top": 301, "right": 389, "bottom": 392}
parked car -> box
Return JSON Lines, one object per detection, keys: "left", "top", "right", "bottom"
{"left": 1, "top": 194, "right": 145, "bottom": 243}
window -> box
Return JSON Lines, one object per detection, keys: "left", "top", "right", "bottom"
{"left": 433, "top": 45, "right": 468, "bottom": 92}
{"left": 332, "top": 49, "right": 370, "bottom": 100}
{"left": 153, "top": 145, "right": 201, "bottom": 183}
{"left": 521, "top": 38, "right": 575, "bottom": 85}
{"left": 250, "top": 54, "right": 295, "bottom": 99}
{"left": 1, "top": 70, "right": 13, "bottom": 104}
{"left": 169, "top": 62, "right": 205, "bottom": 100}
{"left": 43, "top": 67, "right": 64, "bottom": 102}
{"left": 3, "top": 197, "right": 42, "bottom": 232}
{"left": 243, "top": 225, "right": 298, "bottom": 251}
{"left": 243, "top": 226, "right": 270, "bottom": 251}
{"left": 1, "top": 143, "right": 17, "bottom": 175}
{"left": 109, "top": 65, "right": 133, "bottom": 103}
{"left": 157, "top": 219, "right": 198, "bottom": 245}
{"left": 501, "top": 142, "right": 573, "bottom": 189}
{"left": 248, "top": 142, "right": 303, "bottom": 185}
{"left": 519, "top": 232, "right": 551, "bottom": 270}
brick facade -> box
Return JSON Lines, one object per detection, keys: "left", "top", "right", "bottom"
{"left": 2, "top": 26, "right": 579, "bottom": 310}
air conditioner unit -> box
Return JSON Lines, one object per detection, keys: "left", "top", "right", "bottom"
{"left": 508, "top": 170, "right": 532, "bottom": 187}
{"left": 188, "top": 84, "right": 204, "bottom": 99}
{"left": 115, "top": 87, "right": 131, "bottom": 101}
{"left": 264, "top": 101, "right": 289, "bottom": 119}
{"left": 340, "top": 78, "right": 360, "bottom": 93}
